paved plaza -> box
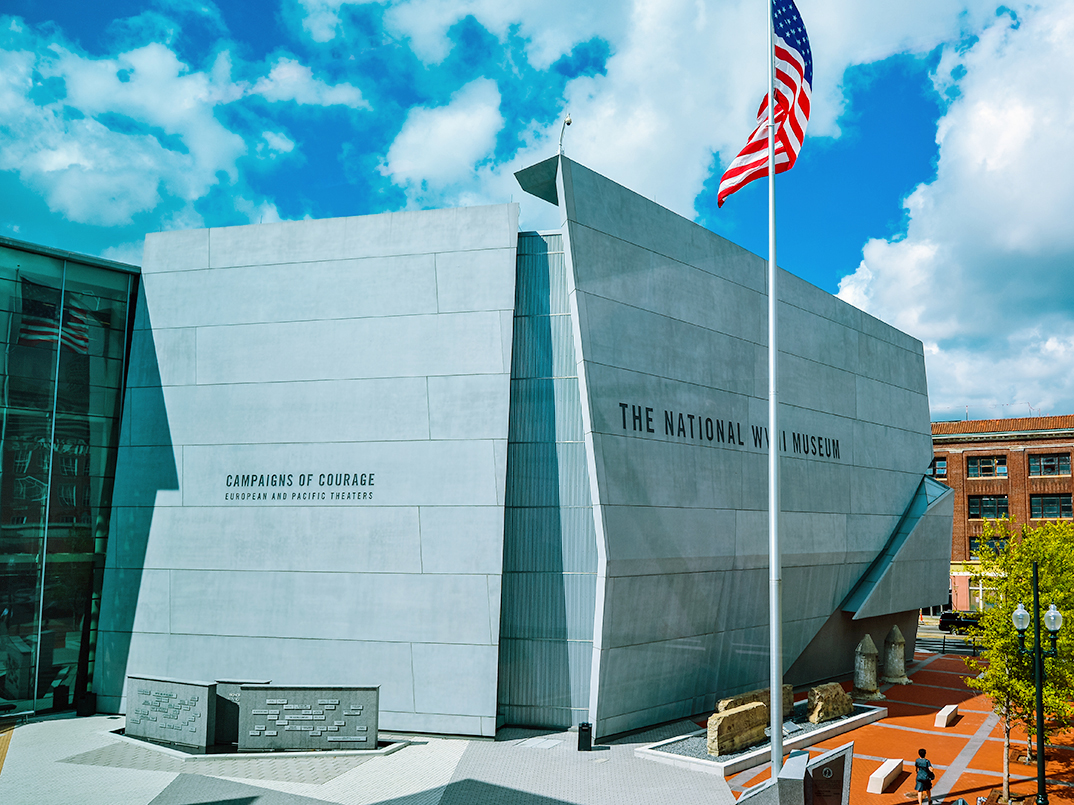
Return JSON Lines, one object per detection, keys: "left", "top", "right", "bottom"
{"left": 3, "top": 633, "right": 1074, "bottom": 805}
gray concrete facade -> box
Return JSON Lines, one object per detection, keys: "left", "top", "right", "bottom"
{"left": 514, "top": 155, "right": 951, "bottom": 736}
{"left": 98, "top": 156, "right": 950, "bottom": 741}
{"left": 99, "top": 206, "right": 520, "bottom": 738}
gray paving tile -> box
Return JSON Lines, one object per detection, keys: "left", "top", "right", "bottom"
{"left": 149, "top": 773, "right": 333, "bottom": 805}
{"left": 195, "top": 756, "right": 372, "bottom": 785}
{"left": 441, "top": 724, "right": 735, "bottom": 805}
{"left": 61, "top": 742, "right": 186, "bottom": 774}
{"left": 0, "top": 716, "right": 178, "bottom": 805}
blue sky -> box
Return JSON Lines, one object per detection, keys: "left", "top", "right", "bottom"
{"left": 2, "top": 0, "right": 1072, "bottom": 420}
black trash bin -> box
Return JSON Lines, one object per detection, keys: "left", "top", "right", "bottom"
{"left": 76, "top": 692, "right": 97, "bottom": 717}
{"left": 577, "top": 722, "right": 592, "bottom": 751}
{"left": 52, "top": 685, "right": 69, "bottom": 711}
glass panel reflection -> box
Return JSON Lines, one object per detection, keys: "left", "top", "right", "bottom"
{"left": 0, "top": 243, "right": 133, "bottom": 716}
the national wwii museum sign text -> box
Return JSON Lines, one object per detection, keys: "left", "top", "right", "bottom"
{"left": 618, "top": 402, "right": 842, "bottom": 461}
{"left": 223, "top": 471, "right": 376, "bottom": 503}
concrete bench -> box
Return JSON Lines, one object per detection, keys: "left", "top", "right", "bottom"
{"left": 935, "top": 703, "right": 959, "bottom": 727}
{"left": 867, "top": 758, "right": 904, "bottom": 794}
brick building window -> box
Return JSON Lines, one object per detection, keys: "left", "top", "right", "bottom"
{"left": 1028, "top": 454, "right": 1071, "bottom": 476}
{"left": 970, "top": 538, "right": 1007, "bottom": 560}
{"left": 967, "top": 456, "right": 1007, "bottom": 478}
{"left": 928, "top": 457, "right": 947, "bottom": 477}
{"left": 1030, "top": 494, "right": 1073, "bottom": 519}
{"left": 968, "top": 495, "right": 1008, "bottom": 519}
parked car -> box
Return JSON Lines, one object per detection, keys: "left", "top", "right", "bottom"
{"left": 938, "top": 611, "right": 981, "bottom": 634}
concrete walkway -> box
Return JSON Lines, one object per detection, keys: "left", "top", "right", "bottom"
{"left": 0, "top": 714, "right": 736, "bottom": 805}
{"left": 3, "top": 644, "right": 1072, "bottom": 805}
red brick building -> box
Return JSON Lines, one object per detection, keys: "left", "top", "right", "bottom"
{"left": 932, "top": 416, "right": 1074, "bottom": 611}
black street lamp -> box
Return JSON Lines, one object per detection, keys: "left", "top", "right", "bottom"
{"left": 1012, "top": 561, "right": 1064, "bottom": 805}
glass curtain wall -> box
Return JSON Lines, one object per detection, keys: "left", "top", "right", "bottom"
{"left": 0, "top": 241, "right": 134, "bottom": 716}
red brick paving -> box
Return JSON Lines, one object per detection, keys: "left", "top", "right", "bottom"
{"left": 910, "top": 670, "right": 976, "bottom": 692}
{"left": 728, "top": 651, "right": 1074, "bottom": 804}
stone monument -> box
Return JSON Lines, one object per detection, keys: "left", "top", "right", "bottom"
{"left": 807, "top": 682, "right": 853, "bottom": 724}
{"left": 718, "top": 684, "right": 794, "bottom": 715}
{"left": 881, "top": 625, "right": 911, "bottom": 685}
{"left": 735, "top": 744, "right": 854, "bottom": 805}
{"left": 238, "top": 685, "right": 379, "bottom": 752}
{"left": 806, "top": 742, "right": 854, "bottom": 805}
{"left": 851, "top": 634, "right": 884, "bottom": 700}
{"left": 707, "top": 701, "right": 769, "bottom": 755}
{"left": 125, "top": 676, "right": 217, "bottom": 752}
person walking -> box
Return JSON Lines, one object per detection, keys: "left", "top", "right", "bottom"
{"left": 915, "top": 748, "right": 935, "bottom": 805}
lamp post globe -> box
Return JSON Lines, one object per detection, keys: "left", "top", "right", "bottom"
{"left": 1045, "top": 604, "right": 1063, "bottom": 634}
{"left": 1014, "top": 603, "right": 1031, "bottom": 633}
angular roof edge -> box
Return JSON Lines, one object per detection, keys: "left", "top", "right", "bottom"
{"left": 933, "top": 415, "right": 1074, "bottom": 436}
{"left": 514, "top": 155, "right": 560, "bottom": 206}
{"left": 0, "top": 234, "right": 141, "bottom": 275}
{"left": 841, "top": 476, "right": 954, "bottom": 616}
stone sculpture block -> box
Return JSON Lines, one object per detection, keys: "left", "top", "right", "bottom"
{"left": 707, "top": 701, "right": 768, "bottom": 755}
{"left": 881, "top": 625, "right": 911, "bottom": 685}
{"left": 238, "top": 685, "right": 379, "bottom": 752}
{"left": 126, "top": 675, "right": 216, "bottom": 752}
{"left": 807, "top": 682, "right": 853, "bottom": 724}
{"left": 852, "top": 633, "right": 884, "bottom": 700}
{"left": 718, "top": 684, "right": 794, "bottom": 716}
{"left": 934, "top": 703, "right": 958, "bottom": 727}
{"left": 867, "top": 758, "right": 902, "bottom": 794}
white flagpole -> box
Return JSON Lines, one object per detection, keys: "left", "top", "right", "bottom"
{"left": 767, "top": 0, "right": 783, "bottom": 777}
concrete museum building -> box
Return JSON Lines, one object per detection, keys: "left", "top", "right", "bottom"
{"left": 1, "top": 156, "right": 953, "bottom": 739}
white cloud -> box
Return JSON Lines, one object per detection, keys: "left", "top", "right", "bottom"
{"left": 297, "top": 0, "right": 624, "bottom": 67}
{"left": 351, "top": 0, "right": 1074, "bottom": 416}
{"left": 296, "top": 0, "right": 352, "bottom": 43}
{"left": 261, "top": 130, "right": 296, "bottom": 155}
{"left": 381, "top": 78, "right": 503, "bottom": 206}
{"left": 338, "top": 0, "right": 1005, "bottom": 228}
{"left": 837, "top": 2, "right": 1074, "bottom": 417}
{"left": 251, "top": 57, "right": 371, "bottom": 108}
{"left": 233, "top": 196, "right": 284, "bottom": 224}
{"left": 0, "top": 19, "right": 373, "bottom": 228}
{"left": 101, "top": 240, "right": 146, "bottom": 266}
{"left": 0, "top": 43, "right": 242, "bottom": 226}
{"left": 550, "top": 0, "right": 1017, "bottom": 218}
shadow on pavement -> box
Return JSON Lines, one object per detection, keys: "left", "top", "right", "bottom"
{"left": 438, "top": 778, "right": 578, "bottom": 805}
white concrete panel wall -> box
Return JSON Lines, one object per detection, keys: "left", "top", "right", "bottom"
{"left": 552, "top": 157, "right": 940, "bottom": 738}
{"left": 98, "top": 204, "right": 518, "bottom": 737}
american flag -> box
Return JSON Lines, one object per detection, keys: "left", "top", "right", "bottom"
{"left": 18, "top": 280, "right": 91, "bottom": 354}
{"left": 717, "top": 0, "right": 812, "bottom": 207}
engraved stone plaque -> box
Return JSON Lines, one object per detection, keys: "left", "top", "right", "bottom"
{"left": 126, "top": 676, "right": 217, "bottom": 752}
{"left": 238, "top": 685, "right": 379, "bottom": 752}
{"left": 806, "top": 741, "right": 854, "bottom": 805}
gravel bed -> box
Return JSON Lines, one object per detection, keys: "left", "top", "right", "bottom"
{"left": 651, "top": 703, "right": 873, "bottom": 762}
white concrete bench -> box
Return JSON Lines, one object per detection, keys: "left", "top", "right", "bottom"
{"left": 867, "top": 758, "right": 904, "bottom": 794}
{"left": 935, "top": 703, "right": 959, "bottom": 727}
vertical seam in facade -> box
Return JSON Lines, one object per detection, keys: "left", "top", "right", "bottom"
{"left": 417, "top": 506, "right": 424, "bottom": 574}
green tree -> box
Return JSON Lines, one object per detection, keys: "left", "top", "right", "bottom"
{"left": 965, "top": 519, "right": 1074, "bottom": 801}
